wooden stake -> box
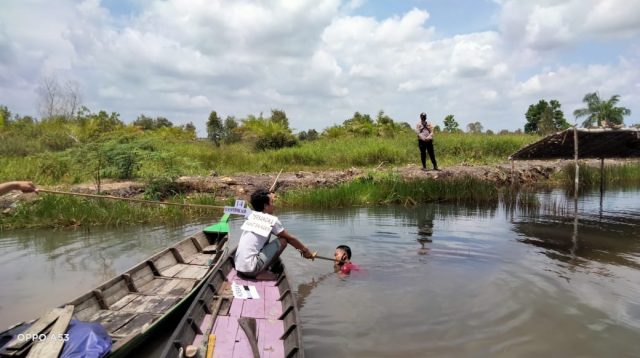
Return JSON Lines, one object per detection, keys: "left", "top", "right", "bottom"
{"left": 269, "top": 169, "right": 283, "bottom": 193}
{"left": 573, "top": 126, "right": 579, "bottom": 199}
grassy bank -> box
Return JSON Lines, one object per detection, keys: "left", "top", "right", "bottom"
{"left": 1, "top": 193, "right": 228, "bottom": 230}
{"left": 1, "top": 132, "right": 537, "bottom": 185}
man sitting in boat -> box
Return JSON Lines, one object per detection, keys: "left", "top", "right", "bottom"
{"left": 234, "top": 188, "right": 314, "bottom": 280}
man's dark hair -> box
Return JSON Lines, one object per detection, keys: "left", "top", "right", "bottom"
{"left": 336, "top": 245, "right": 352, "bottom": 259}
{"left": 420, "top": 112, "right": 427, "bottom": 120}
{"left": 250, "top": 188, "right": 271, "bottom": 212}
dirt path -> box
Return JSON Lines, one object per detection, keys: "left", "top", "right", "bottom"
{"left": 2, "top": 159, "right": 626, "bottom": 208}
{"left": 53, "top": 160, "right": 576, "bottom": 198}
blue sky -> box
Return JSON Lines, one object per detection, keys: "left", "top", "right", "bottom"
{"left": 1, "top": 0, "right": 639, "bottom": 134}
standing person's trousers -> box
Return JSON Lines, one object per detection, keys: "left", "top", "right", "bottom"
{"left": 418, "top": 139, "right": 438, "bottom": 169}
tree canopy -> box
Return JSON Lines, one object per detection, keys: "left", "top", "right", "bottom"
{"left": 573, "top": 92, "right": 631, "bottom": 127}
{"left": 524, "top": 99, "right": 569, "bottom": 134}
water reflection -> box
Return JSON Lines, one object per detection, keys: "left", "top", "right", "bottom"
{"left": 2, "top": 190, "right": 640, "bottom": 357}
{"left": 514, "top": 215, "right": 640, "bottom": 272}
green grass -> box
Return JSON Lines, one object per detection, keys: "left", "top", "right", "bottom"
{"left": 280, "top": 172, "right": 533, "bottom": 209}
{"left": 554, "top": 162, "right": 640, "bottom": 190}
{"left": 0, "top": 132, "right": 538, "bottom": 184}
{"left": 1, "top": 193, "right": 227, "bottom": 230}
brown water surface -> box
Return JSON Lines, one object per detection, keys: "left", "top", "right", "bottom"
{"left": 1, "top": 189, "right": 639, "bottom": 357}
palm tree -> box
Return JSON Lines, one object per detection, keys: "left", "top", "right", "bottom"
{"left": 573, "top": 92, "right": 631, "bottom": 127}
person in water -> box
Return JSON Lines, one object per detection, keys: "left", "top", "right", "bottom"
{"left": 334, "top": 245, "right": 358, "bottom": 274}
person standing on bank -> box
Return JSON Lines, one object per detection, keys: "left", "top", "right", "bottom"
{"left": 416, "top": 112, "right": 438, "bottom": 171}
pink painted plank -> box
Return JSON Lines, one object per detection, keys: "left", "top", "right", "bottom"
{"left": 256, "top": 318, "right": 266, "bottom": 355}
{"left": 241, "top": 284, "right": 266, "bottom": 319}
{"left": 229, "top": 297, "right": 244, "bottom": 317}
{"left": 264, "top": 286, "right": 283, "bottom": 319}
{"left": 192, "top": 313, "right": 213, "bottom": 348}
{"left": 257, "top": 317, "right": 285, "bottom": 358}
{"left": 231, "top": 320, "right": 254, "bottom": 358}
{"left": 212, "top": 316, "right": 238, "bottom": 358}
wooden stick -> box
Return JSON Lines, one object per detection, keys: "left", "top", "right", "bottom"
{"left": 269, "top": 169, "right": 283, "bottom": 193}
{"left": 38, "top": 189, "right": 224, "bottom": 210}
{"left": 311, "top": 252, "right": 342, "bottom": 263}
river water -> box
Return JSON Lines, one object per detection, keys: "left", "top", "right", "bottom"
{"left": 1, "top": 188, "right": 639, "bottom": 357}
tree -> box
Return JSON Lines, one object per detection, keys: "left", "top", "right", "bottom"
{"left": 443, "top": 115, "right": 459, "bottom": 132}
{"left": 376, "top": 110, "right": 393, "bottom": 126}
{"left": 207, "top": 111, "right": 224, "bottom": 146}
{"left": 524, "top": 99, "right": 569, "bottom": 134}
{"left": 223, "top": 116, "right": 241, "bottom": 144}
{"left": 270, "top": 109, "right": 289, "bottom": 129}
{"left": 486, "top": 129, "right": 494, "bottom": 135}
{"left": 155, "top": 117, "right": 173, "bottom": 128}
{"left": 467, "top": 122, "right": 483, "bottom": 133}
{"left": 0, "top": 105, "right": 11, "bottom": 131}
{"left": 298, "top": 129, "right": 319, "bottom": 141}
{"left": 183, "top": 122, "right": 196, "bottom": 134}
{"left": 573, "top": 92, "right": 631, "bottom": 127}
{"left": 133, "top": 114, "right": 154, "bottom": 130}
{"left": 37, "top": 76, "right": 81, "bottom": 120}
{"left": 537, "top": 106, "right": 557, "bottom": 135}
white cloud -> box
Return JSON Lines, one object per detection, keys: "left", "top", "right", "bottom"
{"left": 0, "top": 0, "right": 638, "bottom": 133}
{"left": 500, "top": 0, "right": 640, "bottom": 52}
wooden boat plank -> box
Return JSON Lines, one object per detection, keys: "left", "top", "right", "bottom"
{"left": 4, "top": 308, "right": 62, "bottom": 350}
{"left": 257, "top": 317, "right": 285, "bottom": 358}
{"left": 89, "top": 310, "right": 136, "bottom": 333}
{"left": 192, "top": 313, "right": 214, "bottom": 349}
{"left": 130, "top": 265, "right": 155, "bottom": 287}
{"left": 211, "top": 316, "right": 239, "bottom": 358}
{"left": 241, "top": 284, "right": 266, "bottom": 319}
{"left": 160, "top": 263, "right": 188, "bottom": 277}
{"left": 174, "top": 265, "right": 209, "bottom": 280}
{"left": 109, "top": 293, "right": 140, "bottom": 311}
{"left": 26, "top": 305, "right": 74, "bottom": 358}
{"left": 202, "top": 244, "right": 218, "bottom": 254}
{"left": 154, "top": 252, "right": 179, "bottom": 272}
{"left": 192, "top": 234, "right": 210, "bottom": 252}
{"left": 145, "top": 278, "right": 196, "bottom": 296}
{"left": 264, "top": 286, "right": 283, "bottom": 318}
{"left": 112, "top": 312, "right": 159, "bottom": 337}
{"left": 232, "top": 318, "right": 255, "bottom": 358}
{"left": 119, "top": 295, "right": 177, "bottom": 314}
{"left": 228, "top": 296, "right": 243, "bottom": 318}
{"left": 174, "top": 240, "right": 199, "bottom": 261}
{"left": 186, "top": 253, "right": 212, "bottom": 266}
{"left": 102, "top": 279, "right": 130, "bottom": 307}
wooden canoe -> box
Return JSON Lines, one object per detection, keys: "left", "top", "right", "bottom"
{"left": 161, "top": 248, "right": 304, "bottom": 358}
{"left": 0, "top": 214, "right": 231, "bottom": 358}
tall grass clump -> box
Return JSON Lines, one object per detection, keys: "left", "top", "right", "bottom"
{"left": 1, "top": 193, "right": 226, "bottom": 230}
{"left": 280, "top": 173, "right": 501, "bottom": 209}
{"left": 555, "top": 162, "right": 640, "bottom": 190}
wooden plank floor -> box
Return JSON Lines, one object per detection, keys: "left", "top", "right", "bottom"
{"left": 213, "top": 268, "right": 286, "bottom": 357}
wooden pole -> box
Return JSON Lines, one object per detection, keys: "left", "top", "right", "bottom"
{"left": 573, "top": 126, "right": 579, "bottom": 199}
{"left": 38, "top": 189, "right": 225, "bottom": 210}
{"left": 269, "top": 169, "right": 283, "bottom": 193}
{"left": 600, "top": 157, "right": 605, "bottom": 195}
{"left": 600, "top": 157, "right": 605, "bottom": 219}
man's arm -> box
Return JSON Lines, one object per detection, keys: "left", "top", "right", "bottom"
{"left": 0, "top": 181, "right": 37, "bottom": 195}
{"left": 277, "top": 230, "right": 314, "bottom": 258}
